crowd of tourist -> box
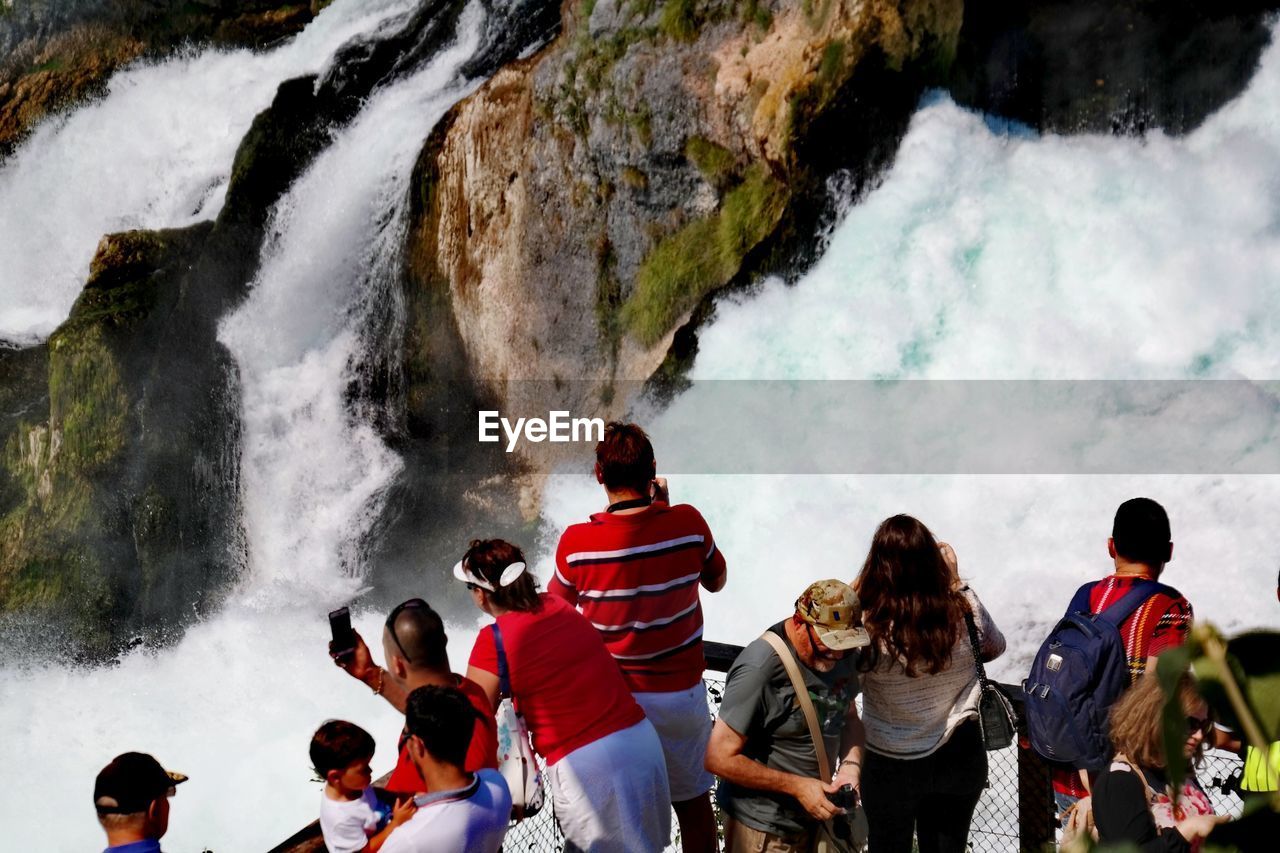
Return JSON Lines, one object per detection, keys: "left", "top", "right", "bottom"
{"left": 92, "top": 423, "right": 1278, "bottom": 853}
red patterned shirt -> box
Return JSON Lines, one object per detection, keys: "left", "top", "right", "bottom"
{"left": 549, "top": 502, "right": 727, "bottom": 693}
{"left": 1051, "top": 573, "right": 1194, "bottom": 797}
{"left": 384, "top": 675, "right": 499, "bottom": 795}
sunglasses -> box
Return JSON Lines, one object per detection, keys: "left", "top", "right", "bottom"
{"left": 1186, "top": 715, "right": 1214, "bottom": 738}
{"left": 386, "top": 598, "right": 429, "bottom": 665}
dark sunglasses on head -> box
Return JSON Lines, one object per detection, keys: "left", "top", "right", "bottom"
{"left": 386, "top": 598, "right": 429, "bottom": 665}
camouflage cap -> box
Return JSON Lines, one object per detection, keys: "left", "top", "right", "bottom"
{"left": 795, "top": 579, "right": 871, "bottom": 651}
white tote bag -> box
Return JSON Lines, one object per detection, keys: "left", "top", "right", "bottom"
{"left": 493, "top": 624, "right": 545, "bottom": 819}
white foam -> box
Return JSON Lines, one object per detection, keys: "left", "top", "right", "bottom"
{"left": 0, "top": 606, "right": 478, "bottom": 851}
{"left": 0, "top": 0, "right": 420, "bottom": 343}
{"left": 0, "top": 5, "right": 488, "bottom": 849}
{"left": 218, "top": 3, "right": 485, "bottom": 608}
{"left": 693, "top": 47, "right": 1280, "bottom": 380}
{"left": 536, "top": 28, "right": 1280, "bottom": 680}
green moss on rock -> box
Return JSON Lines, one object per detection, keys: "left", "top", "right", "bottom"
{"left": 47, "top": 325, "right": 128, "bottom": 471}
{"left": 660, "top": 0, "right": 701, "bottom": 42}
{"left": 0, "top": 223, "right": 214, "bottom": 656}
{"left": 623, "top": 164, "right": 788, "bottom": 345}
{"left": 684, "top": 136, "right": 737, "bottom": 188}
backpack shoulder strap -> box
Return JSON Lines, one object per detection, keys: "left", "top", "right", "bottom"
{"left": 1066, "top": 582, "right": 1096, "bottom": 617}
{"left": 760, "top": 631, "right": 831, "bottom": 781}
{"left": 1094, "top": 579, "right": 1177, "bottom": 628}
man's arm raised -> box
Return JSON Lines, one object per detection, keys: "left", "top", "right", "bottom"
{"left": 331, "top": 629, "right": 409, "bottom": 713}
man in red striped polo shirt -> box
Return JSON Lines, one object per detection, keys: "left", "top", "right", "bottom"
{"left": 550, "top": 422, "right": 727, "bottom": 853}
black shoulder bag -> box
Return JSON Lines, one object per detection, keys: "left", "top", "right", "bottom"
{"left": 963, "top": 609, "right": 1017, "bottom": 751}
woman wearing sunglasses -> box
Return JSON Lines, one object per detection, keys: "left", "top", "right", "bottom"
{"left": 456, "top": 538, "right": 671, "bottom": 852}
{"left": 1091, "top": 673, "right": 1226, "bottom": 852}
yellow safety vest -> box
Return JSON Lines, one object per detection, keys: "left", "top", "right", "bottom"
{"left": 1241, "top": 742, "right": 1280, "bottom": 792}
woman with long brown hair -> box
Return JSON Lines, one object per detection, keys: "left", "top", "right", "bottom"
{"left": 853, "top": 514, "right": 1005, "bottom": 853}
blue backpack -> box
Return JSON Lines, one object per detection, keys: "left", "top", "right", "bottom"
{"left": 1023, "top": 579, "right": 1174, "bottom": 771}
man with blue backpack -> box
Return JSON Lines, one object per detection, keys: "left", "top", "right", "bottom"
{"left": 1023, "top": 497, "right": 1194, "bottom": 820}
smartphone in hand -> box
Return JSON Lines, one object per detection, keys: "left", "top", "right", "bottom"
{"left": 329, "top": 607, "right": 356, "bottom": 661}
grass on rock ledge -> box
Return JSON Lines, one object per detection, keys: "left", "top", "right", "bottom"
{"left": 622, "top": 164, "right": 787, "bottom": 346}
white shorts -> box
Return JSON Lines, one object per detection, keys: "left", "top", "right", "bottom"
{"left": 548, "top": 718, "right": 672, "bottom": 852}
{"left": 634, "top": 682, "right": 715, "bottom": 801}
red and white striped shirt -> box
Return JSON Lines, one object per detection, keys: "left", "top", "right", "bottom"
{"left": 550, "top": 502, "right": 726, "bottom": 693}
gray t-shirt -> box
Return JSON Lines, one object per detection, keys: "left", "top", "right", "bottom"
{"left": 715, "top": 622, "right": 860, "bottom": 836}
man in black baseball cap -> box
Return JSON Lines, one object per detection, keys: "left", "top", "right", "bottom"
{"left": 94, "top": 752, "right": 187, "bottom": 852}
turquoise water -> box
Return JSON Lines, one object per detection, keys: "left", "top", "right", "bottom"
{"left": 540, "top": 29, "right": 1280, "bottom": 678}
{"left": 1, "top": 12, "right": 1279, "bottom": 852}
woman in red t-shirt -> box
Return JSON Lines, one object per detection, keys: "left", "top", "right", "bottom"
{"left": 458, "top": 538, "right": 671, "bottom": 852}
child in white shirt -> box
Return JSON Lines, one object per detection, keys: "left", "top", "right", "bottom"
{"left": 312, "top": 720, "right": 415, "bottom": 853}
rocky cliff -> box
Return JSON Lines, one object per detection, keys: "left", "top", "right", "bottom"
{"left": 402, "top": 0, "right": 1280, "bottom": 484}
{"left": 405, "top": 0, "right": 963, "bottom": 453}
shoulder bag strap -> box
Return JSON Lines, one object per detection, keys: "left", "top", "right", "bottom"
{"left": 1112, "top": 752, "right": 1163, "bottom": 804}
{"left": 761, "top": 631, "right": 831, "bottom": 781}
{"left": 492, "top": 624, "right": 512, "bottom": 699}
{"left": 1094, "top": 579, "right": 1172, "bottom": 629}
{"left": 962, "top": 609, "right": 992, "bottom": 690}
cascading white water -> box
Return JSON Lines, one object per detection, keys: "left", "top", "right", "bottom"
{"left": 2, "top": 9, "right": 1279, "bottom": 852}
{"left": 0, "top": 0, "right": 420, "bottom": 345}
{"left": 217, "top": 2, "right": 484, "bottom": 608}
{"left": 537, "top": 27, "right": 1280, "bottom": 676}
{"left": 0, "top": 5, "right": 490, "bottom": 850}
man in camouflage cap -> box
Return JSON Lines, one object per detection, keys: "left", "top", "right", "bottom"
{"left": 706, "top": 580, "right": 870, "bottom": 852}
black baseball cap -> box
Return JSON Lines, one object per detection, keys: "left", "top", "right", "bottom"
{"left": 94, "top": 752, "right": 188, "bottom": 814}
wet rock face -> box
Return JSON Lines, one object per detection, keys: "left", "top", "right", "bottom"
{"left": 950, "top": 0, "right": 1280, "bottom": 135}
{"left": 0, "top": 225, "right": 225, "bottom": 658}
{"left": 406, "top": 0, "right": 964, "bottom": 438}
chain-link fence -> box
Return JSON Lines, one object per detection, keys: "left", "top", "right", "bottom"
{"left": 501, "top": 656, "right": 1247, "bottom": 853}
{"left": 272, "top": 648, "right": 1247, "bottom": 853}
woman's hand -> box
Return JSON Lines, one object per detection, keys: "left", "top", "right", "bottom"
{"left": 1176, "top": 813, "right": 1227, "bottom": 841}
{"left": 938, "top": 542, "right": 962, "bottom": 590}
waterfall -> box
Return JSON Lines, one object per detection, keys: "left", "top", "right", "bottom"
{"left": 1, "top": 4, "right": 1277, "bottom": 850}
{"left": 218, "top": 4, "right": 485, "bottom": 607}
{"left": 537, "top": 23, "right": 1280, "bottom": 675}
{"left": 0, "top": 4, "right": 494, "bottom": 850}
{"left": 0, "top": 0, "right": 420, "bottom": 344}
